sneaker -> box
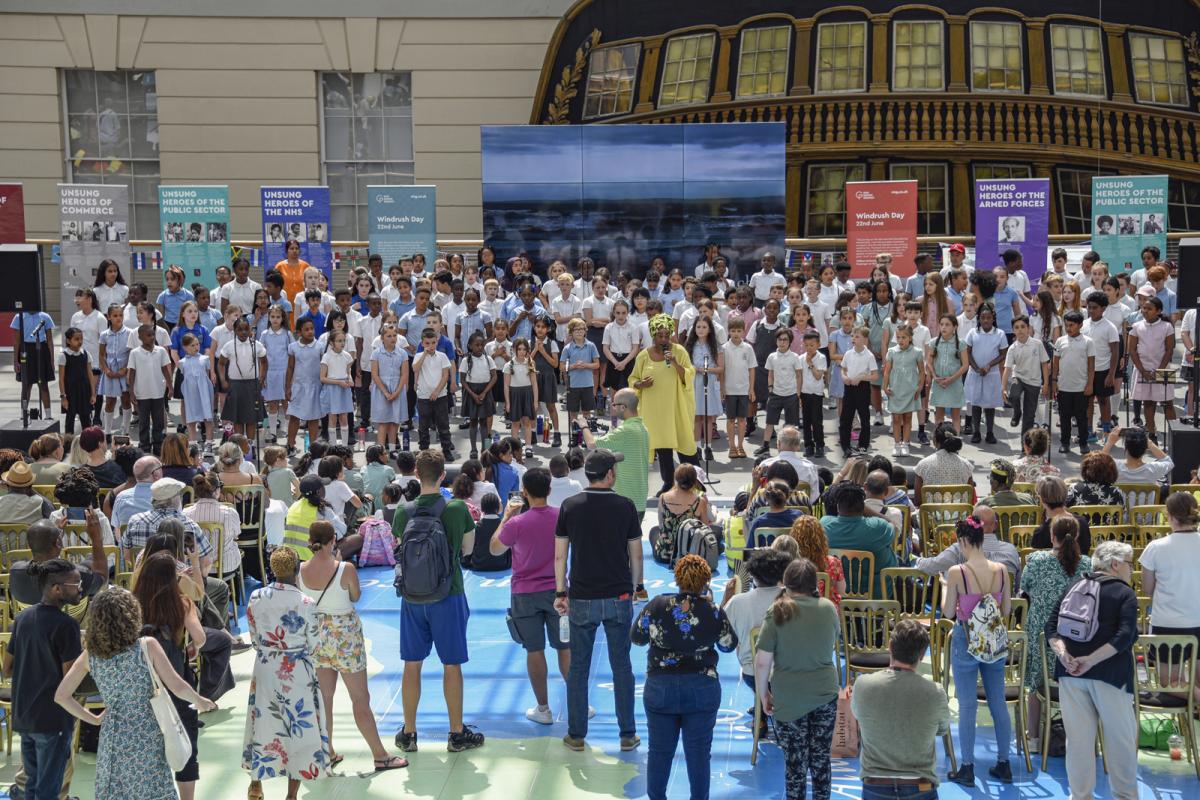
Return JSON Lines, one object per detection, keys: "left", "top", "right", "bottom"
{"left": 395, "top": 730, "right": 418, "bottom": 752}
{"left": 745, "top": 419, "right": 757, "bottom": 436}
{"left": 525, "top": 706, "right": 554, "bottom": 725}
{"left": 873, "top": 411, "right": 885, "bottom": 427}
{"left": 892, "top": 445, "right": 903, "bottom": 458}
{"left": 1010, "top": 414, "right": 1021, "bottom": 427}
{"left": 620, "top": 734, "right": 641, "bottom": 751}
{"left": 634, "top": 586, "right": 649, "bottom": 602}
{"left": 458, "top": 421, "right": 471, "bottom": 430}
{"left": 753, "top": 443, "right": 771, "bottom": 457}
{"left": 230, "top": 639, "right": 252, "bottom": 654}
{"left": 947, "top": 763, "right": 975, "bottom": 786}
{"left": 1133, "top": 416, "right": 1144, "bottom": 427}
{"left": 1058, "top": 443, "right": 1072, "bottom": 454}
{"left": 469, "top": 449, "right": 478, "bottom": 460}
{"left": 971, "top": 432, "right": 982, "bottom": 444}
{"left": 552, "top": 432, "right": 562, "bottom": 448}
{"left": 524, "top": 446, "right": 534, "bottom": 459}
{"left": 1087, "top": 431, "right": 1099, "bottom": 444}
{"left": 962, "top": 420, "right": 974, "bottom": 436}
{"left": 1078, "top": 443, "right": 1090, "bottom": 455}
{"left": 899, "top": 442, "right": 909, "bottom": 457}
{"left": 562, "top": 734, "right": 586, "bottom": 751}
{"left": 447, "top": 725, "right": 485, "bottom": 752}
{"left": 988, "top": 761, "right": 1013, "bottom": 784}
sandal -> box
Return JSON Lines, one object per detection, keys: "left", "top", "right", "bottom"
{"left": 374, "top": 755, "right": 409, "bottom": 771}
{"left": 247, "top": 782, "right": 264, "bottom": 800}
{"left": 329, "top": 753, "right": 344, "bottom": 768}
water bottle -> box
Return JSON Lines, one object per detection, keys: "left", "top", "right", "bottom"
{"left": 402, "top": 429, "right": 410, "bottom": 451}
{"left": 1170, "top": 733, "right": 1184, "bottom": 760}
{"left": 302, "top": 429, "right": 310, "bottom": 452}
{"left": 356, "top": 427, "right": 365, "bottom": 451}
{"left": 559, "top": 613, "right": 570, "bottom": 644}
{"left": 536, "top": 415, "right": 544, "bottom": 438}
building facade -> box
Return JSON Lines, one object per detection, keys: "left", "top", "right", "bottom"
{"left": 531, "top": 0, "right": 1200, "bottom": 240}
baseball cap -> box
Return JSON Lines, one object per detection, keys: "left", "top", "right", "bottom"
{"left": 1136, "top": 284, "right": 1156, "bottom": 298}
{"left": 150, "top": 477, "right": 186, "bottom": 503}
{"left": 298, "top": 475, "right": 326, "bottom": 500}
{"left": 583, "top": 448, "right": 624, "bottom": 479}
{"left": 949, "top": 243, "right": 966, "bottom": 254}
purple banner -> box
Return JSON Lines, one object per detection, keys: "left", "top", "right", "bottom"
{"left": 974, "top": 177, "right": 1050, "bottom": 285}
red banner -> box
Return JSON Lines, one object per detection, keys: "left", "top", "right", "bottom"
{"left": 845, "top": 180, "right": 918, "bottom": 280}
{"left": 0, "top": 184, "right": 25, "bottom": 347}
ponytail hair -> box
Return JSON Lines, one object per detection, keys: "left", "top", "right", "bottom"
{"left": 1050, "top": 515, "right": 1082, "bottom": 576}
{"left": 761, "top": 480, "right": 790, "bottom": 509}
{"left": 770, "top": 557, "right": 819, "bottom": 626}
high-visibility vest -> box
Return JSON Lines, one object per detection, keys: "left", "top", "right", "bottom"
{"left": 283, "top": 499, "right": 318, "bottom": 560}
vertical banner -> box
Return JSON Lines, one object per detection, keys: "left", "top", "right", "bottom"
{"left": 59, "top": 184, "right": 130, "bottom": 323}
{"left": 1091, "top": 175, "right": 1168, "bottom": 274}
{"left": 845, "top": 180, "right": 918, "bottom": 279}
{"left": 367, "top": 185, "right": 437, "bottom": 269}
{"left": 260, "top": 186, "right": 332, "bottom": 279}
{"left": 974, "top": 177, "right": 1051, "bottom": 284}
{"left": 159, "top": 185, "right": 230, "bottom": 287}
{"left": 0, "top": 184, "right": 27, "bottom": 346}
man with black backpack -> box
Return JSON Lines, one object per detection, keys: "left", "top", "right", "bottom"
{"left": 554, "top": 448, "right": 643, "bottom": 754}
{"left": 390, "top": 449, "right": 485, "bottom": 754}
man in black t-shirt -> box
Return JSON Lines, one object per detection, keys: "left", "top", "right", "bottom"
{"left": 554, "top": 448, "right": 643, "bottom": 753}
{"left": 10, "top": 515, "right": 108, "bottom": 607}
{"left": 3, "top": 559, "right": 83, "bottom": 800}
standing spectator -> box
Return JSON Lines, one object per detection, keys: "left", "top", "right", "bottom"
{"left": 579, "top": 387, "right": 652, "bottom": 519}
{"left": 942, "top": 516, "right": 1013, "bottom": 785}
{"left": 755, "top": 558, "right": 839, "bottom": 800}
{"left": 721, "top": 550, "right": 792, "bottom": 705}
{"left": 555, "top": 449, "right": 643, "bottom": 752}
{"left": 1020, "top": 516, "right": 1090, "bottom": 752}
{"left": 1140, "top": 492, "right": 1200, "bottom": 702}
{"left": 4, "top": 560, "right": 82, "bottom": 800}
{"left": 490, "top": 467, "right": 568, "bottom": 724}
{"left": 54, "top": 588, "right": 216, "bottom": 800}
{"left": 852, "top": 619, "right": 950, "bottom": 800}
{"left": 819, "top": 484, "right": 896, "bottom": 598}
{"left": 241, "top": 547, "right": 330, "bottom": 800}
{"left": 633, "top": 555, "right": 737, "bottom": 800}
{"left": 547, "top": 455, "right": 583, "bottom": 509}
{"left": 1046, "top": 541, "right": 1139, "bottom": 800}
{"left": 390, "top": 449, "right": 484, "bottom": 753}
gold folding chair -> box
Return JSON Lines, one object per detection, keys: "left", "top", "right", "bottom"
{"left": 1091, "top": 525, "right": 1136, "bottom": 546}
{"left": 816, "top": 571, "right": 833, "bottom": 600}
{"left": 1008, "top": 525, "right": 1037, "bottom": 551}
{"left": 919, "top": 484, "right": 975, "bottom": 505}
{"left": 993, "top": 505, "right": 1043, "bottom": 543}
{"left": 1007, "top": 596, "right": 1028, "bottom": 630}
{"left": 930, "top": 618, "right": 958, "bottom": 773}
{"left": 0, "top": 524, "right": 29, "bottom": 561}
{"left": 1069, "top": 504, "right": 1124, "bottom": 527}
{"left": 223, "top": 484, "right": 268, "bottom": 585}
{"left": 752, "top": 527, "right": 790, "bottom": 549}
{"left": 197, "top": 520, "right": 241, "bottom": 610}
{"left": 881, "top": 567, "right": 940, "bottom": 627}
{"left": 1134, "top": 635, "right": 1199, "bottom": 777}
{"left": 1011, "top": 482, "right": 1034, "bottom": 496}
{"left": 0, "top": 631, "right": 11, "bottom": 753}
{"left": 31, "top": 484, "right": 58, "bottom": 504}
{"left": 1116, "top": 483, "right": 1161, "bottom": 511}
{"left": 750, "top": 625, "right": 763, "bottom": 765}
{"left": 887, "top": 503, "right": 912, "bottom": 561}
{"left": 841, "top": 599, "right": 900, "bottom": 684}
{"left": 1136, "top": 596, "right": 1153, "bottom": 635}
{"left": 1129, "top": 505, "right": 1166, "bottom": 528}
{"left": 830, "top": 548, "right": 876, "bottom": 599}
{"left": 919, "top": 503, "right": 973, "bottom": 556}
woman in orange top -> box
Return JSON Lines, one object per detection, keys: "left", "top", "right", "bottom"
{"left": 274, "top": 239, "right": 311, "bottom": 305}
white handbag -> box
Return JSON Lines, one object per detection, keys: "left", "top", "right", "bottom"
{"left": 139, "top": 637, "right": 193, "bottom": 772}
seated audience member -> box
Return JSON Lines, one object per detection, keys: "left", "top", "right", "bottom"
{"left": 111, "top": 454, "right": 160, "bottom": 530}
{"left": 1032, "top": 476, "right": 1093, "bottom": 554}
{"left": 747, "top": 480, "right": 805, "bottom": 541}
{"left": 1105, "top": 426, "right": 1174, "bottom": 485}
{"left": 913, "top": 423, "right": 973, "bottom": 500}
{"left": 979, "top": 459, "right": 1035, "bottom": 507}
{"left": 819, "top": 484, "right": 896, "bottom": 598}
{"left": 159, "top": 432, "right": 198, "bottom": 485}
{"left": 547, "top": 455, "right": 583, "bottom": 508}
{"left": 863, "top": 469, "right": 905, "bottom": 541}
{"left": 1065, "top": 452, "right": 1125, "bottom": 508}
{"left": 914, "top": 504, "right": 1020, "bottom": 584}
{"left": 791, "top": 516, "right": 847, "bottom": 608}
{"left": 27, "top": 433, "right": 70, "bottom": 486}
{"left": 721, "top": 549, "right": 792, "bottom": 699}
{"left": 10, "top": 515, "right": 109, "bottom": 605}
{"left": 1013, "top": 427, "right": 1061, "bottom": 483}
{"left": 852, "top": 619, "right": 950, "bottom": 800}
{"left": 759, "top": 426, "right": 820, "bottom": 503}
{"left": 656, "top": 464, "right": 713, "bottom": 548}
{"left": 48, "top": 465, "right": 118, "bottom": 563}
{"left": 0, "top": 462, "right": 52, "bottom": 524}
{"left": 183, "top": 471, "right": 244, "bottom": 580}
{"left": 76, "top": 426, "right": 125, "bottom": 487}
{"left": 100, "top": 444, "right": 144, "bottom": 518}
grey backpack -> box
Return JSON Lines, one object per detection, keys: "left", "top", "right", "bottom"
{"left": 393, "top": 497, "right": 452, "bottom": 604}
{"left": 1056, "top": 575, "right": 1103, "bottom": 642}
{"left": 674, "top": 518, "right": 720, "bottom": 572}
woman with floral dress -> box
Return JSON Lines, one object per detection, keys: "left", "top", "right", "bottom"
{"left": 631, "top": 554, "right": 737, "bottom": 800}
{"left": 244, "top": 546, "right": 331, "bottom": 800}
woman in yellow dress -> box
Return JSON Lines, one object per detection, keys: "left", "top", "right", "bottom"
{"left": 630, "top": 314, "right": 701, "bottom": 494}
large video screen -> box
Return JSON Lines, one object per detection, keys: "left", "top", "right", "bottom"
{"left": 481, "top": 123, "right": 785, "bottom": 279}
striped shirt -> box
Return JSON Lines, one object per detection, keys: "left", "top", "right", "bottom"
{"left": 591, "top": 416, "right": 651, "bottom": 516}
{"left": 121, "top": 507, "right": 212, "bottom": 560}
{"left": 182, "top": 498, "right": 243, "bottom": 576}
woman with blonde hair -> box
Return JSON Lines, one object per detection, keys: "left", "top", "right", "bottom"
{"left": 754, "top": 557, "right": 840, "bottom": 800}
{"left": 789, "top": 516, "right": 846, "bottom": 607}
{"left": 56, "top": 587, "right": 217, "bottom": 800}
{"left": 244, "top": 546, "right": 330, "bottom": 800}
{"left": 28, "top": 433, "right": 69, "bottom": 485}
{"left": 632, "top": 554, "right": 737, "bottom": 800}
{"left": 215, "top": 441, "right": 262, "bottom": 488}
{"left": 298, "top": 522, "right": 407, "bottom": 771}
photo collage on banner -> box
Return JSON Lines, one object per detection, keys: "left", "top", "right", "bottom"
{"left": 845, "top": 180, "right": 918, "bottom": 279}
{"left": 59, "top": 183, "right": 130, "bottom": 318}
{"left": 367, "top": 185, "right": 437, "bottom": 270}
{"left": 261, "top": 186, "right": 332, "bottom": 280}
{"left": 159, "top": 185, "right": 230, "bottom": 287}
{"left": 974, "top": 177, "right": 1051, "bottom": 284}
{"left": 1091, "top": 175, "right": 1168, "bottom": 273}
{"left": 0, "top": 184, "right": 27, "bottom": 346}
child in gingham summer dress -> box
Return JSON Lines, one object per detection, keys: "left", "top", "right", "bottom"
{"left": 178, "top": 333, "right": 214, "bottom": 440}
{"left": 98, "top": 304, "right": 132, "bottom": 433}
{"left": 286, "top": 318, "right": 324, "bottom": 448}
{"left": 260, "top": 306, "right": 293, "bottom": 439}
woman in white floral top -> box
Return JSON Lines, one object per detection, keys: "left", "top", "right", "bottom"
{"left": 631, "top": 554, "right": 737, "bottom": 800}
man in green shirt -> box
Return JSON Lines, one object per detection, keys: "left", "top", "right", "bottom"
{"left": 580, "top": 387, "right": 650, "bottom": 518}
{"left": 820, "top": 484, "right": 897, "bottom": 599}
{"left": 852, "top": 619, "right": 950, "bottom": 797}
{"left": 390, "top": 449, "right": 484, "bottom": 754}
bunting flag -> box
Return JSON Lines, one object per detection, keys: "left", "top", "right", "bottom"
{"left": 131, "top": 250, "right": 163, "bottom": 270}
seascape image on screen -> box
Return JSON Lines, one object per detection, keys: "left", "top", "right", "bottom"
{"left": 481, "top": 123, "right": 785, "bottom": 279}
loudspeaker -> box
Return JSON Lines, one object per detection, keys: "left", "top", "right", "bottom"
{"left": 1168, "top": 420, "right": 1200, "bottom": 483}
{"left": 0, "top": 417, "right": 60, "bottom": 452}
{"left": 1177, "top": 237, "right": 1200, "bottom": 311}
{"left": 0, "top": 245, "right": 43, "bottom": 312}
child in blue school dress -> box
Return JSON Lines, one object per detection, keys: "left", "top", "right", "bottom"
{"left": 178, "top": 332, "right": 214, "bottom": 443}
{"left": 285, "top": 316, "right": 323, "bottom": 452}
{"left": 98, "top": 303, "right": 132, "bottom": 434}
{"left": 319, "top": 330, "right": 356, "bottom": 446}
{"left": 260, "top": 305, "right": 293, "bottom": 441}
{"left": 965, "top": 302, "right": 1009, "bottom": 445}
{"left": 371, "top": 325, "right": 410, "bottom": 452}
{"left": 827, "top": 307, "right": 856, "bottom": 416}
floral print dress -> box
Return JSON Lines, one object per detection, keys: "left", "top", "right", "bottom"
{"left": 243, "top": 582, "right": 331, "bottom": 782}
{"left": 1020, "top": 550, "right": 1092, "bottom": 690}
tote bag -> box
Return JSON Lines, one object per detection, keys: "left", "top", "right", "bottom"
{"left": 830, "top": 686, "right": 860, "bottom": 757}
{"left": 139, "top": 637, "right": 193, "bottom": 771}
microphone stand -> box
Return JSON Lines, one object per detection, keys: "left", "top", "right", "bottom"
{"left": 701, "top": 355, "right": 713, "bottom": 467}
{"left": 16, "top": 303, "right": 29, "bottom": 428}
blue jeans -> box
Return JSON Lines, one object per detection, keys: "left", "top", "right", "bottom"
{"left": 861, "top": 784, "right": 938, "bottom": 800}
{"left": 643, "top": 672, "right": 721, "bottom": 800}
{"left": 567, "top": 596, "right": 635, "bottom": 739}
{"left": 950, "top": 626, "right": 1012, "bottom": 765}
{"left": 20, "top": 726, "right": 74, "bottom": 800}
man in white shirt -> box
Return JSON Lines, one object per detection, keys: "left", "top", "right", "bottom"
{"left": 864, "top": 470, "right": 906, "bottom": 547}
{"left": 219, "top": 259, "right": 261, "bottom": 315}
{"left": 760, "top": 427, "right": 819, "bottom": 503}
{"left": 748, "top": 253, "right": 786, "bottom": 307}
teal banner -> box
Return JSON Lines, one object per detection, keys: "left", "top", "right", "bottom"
{"left": 367, "top": 185, "right": 437, "bottom": 269}
{"left": 159, "top": 185, "right": 230, "bottom": 287}
{"left": 1090, "top": 175, "right": 1168, "bottom": 273}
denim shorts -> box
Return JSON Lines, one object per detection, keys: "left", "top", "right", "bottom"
{"left": 509, "top": 589, "right": 567, "bottom": 652}
{"left": 400, "top": 593, "right": 470, "bottom": 665}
